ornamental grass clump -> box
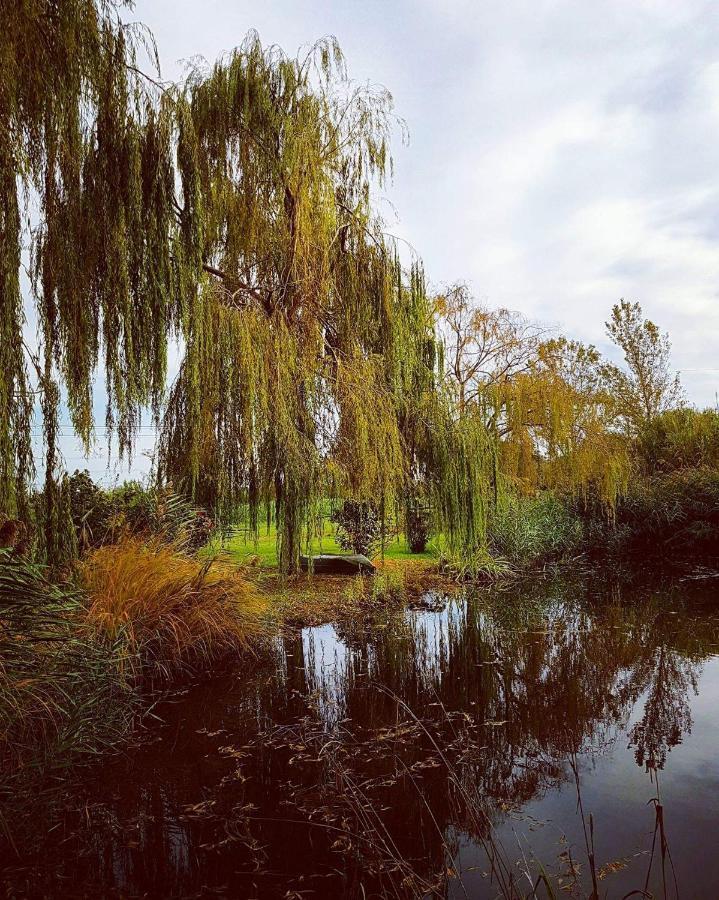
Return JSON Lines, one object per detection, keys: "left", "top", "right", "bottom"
{"left": 489, "top": 493, "right": 583, "bottom": 569}
{"left": 81, "top": 540, "right": 269, "bottom": 680}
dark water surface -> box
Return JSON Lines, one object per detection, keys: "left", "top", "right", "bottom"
{"left": 3, "top": 574, "right": 719, "bottom": 898}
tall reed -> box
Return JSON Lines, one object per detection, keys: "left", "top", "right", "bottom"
{"left": 0, "top": 549, "right": 134, "bottom": 780}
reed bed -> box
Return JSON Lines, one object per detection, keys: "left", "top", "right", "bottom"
{"left": 0, "top": 549, "right": 134, "bottom": 780}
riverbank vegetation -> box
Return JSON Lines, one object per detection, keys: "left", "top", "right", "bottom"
{"left": 81, "top": 539, "right": 269, "bottom": 678}
{"left": 0, "top": 548, "right": 135, "bottom": 778}
{"left": 2, "top": 0, "right": 719, "bottom": 795}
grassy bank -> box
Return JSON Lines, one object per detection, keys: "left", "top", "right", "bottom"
{"left": 211, "top": 519, "right": 445, "bottom": 626}
{"left": 217, "top": 520, "right": 436, "bottom": 568}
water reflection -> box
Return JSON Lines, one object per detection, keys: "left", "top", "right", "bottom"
{"left": 2, "top": 575, "right": 719, "bottom": 898}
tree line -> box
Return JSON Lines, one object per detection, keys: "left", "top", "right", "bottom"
{"left": 1, "top": 2, "right": 711, "bottom": 572}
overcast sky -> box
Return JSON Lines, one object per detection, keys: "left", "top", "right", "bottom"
{"left": 55, "top": 0, "right": 719, "bottom": 480}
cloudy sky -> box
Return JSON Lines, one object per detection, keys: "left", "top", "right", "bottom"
{"left": 57, "top": 0, "right": 719, "bottom": 479}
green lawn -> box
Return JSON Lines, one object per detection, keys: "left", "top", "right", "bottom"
{"left": 215, "top": 521, "right": 435, "bottom": 568}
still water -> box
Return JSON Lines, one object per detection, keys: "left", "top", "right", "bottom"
{"left": 3, "top": 573, "right": 719, "bottom": 898}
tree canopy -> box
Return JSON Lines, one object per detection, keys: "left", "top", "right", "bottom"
{"left": 603, "top": 299, "right": 683, "bottom": 435}
{"left": 2, "top": 5, "right": 455, "bottom": 569}
{"left": 1, "top": 3, "right": 686, "bottom": 571}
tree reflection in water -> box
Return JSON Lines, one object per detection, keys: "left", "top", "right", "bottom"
{"left": 2, "top": 575, "right": 718, "bottom": 898}
{"left": 628, "top": 646, "right": 698, "bottom": 772}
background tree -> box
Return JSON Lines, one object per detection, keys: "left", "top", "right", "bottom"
{"left": 528, "top": 337, "right": 629, "bottom": 504}
{"left": 435, "top": 282, "right": 547, "bottom": 416}
{"left": 434, "top": 286, "right": 629, "bottom": 509}
{"left": 603, "top": 300, "right": 683, "bottom": 435}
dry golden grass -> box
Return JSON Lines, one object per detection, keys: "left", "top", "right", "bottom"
{"left": 80, "top": 539, "right": 270, "bottom": 678}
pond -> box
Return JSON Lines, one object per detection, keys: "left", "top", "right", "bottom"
{"left": 3, "top": 572, "right": 719, "bottom": 898}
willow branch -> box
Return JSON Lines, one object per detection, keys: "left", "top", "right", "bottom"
{"left": 202, "top": 263, "right": 274, "bottom": 313}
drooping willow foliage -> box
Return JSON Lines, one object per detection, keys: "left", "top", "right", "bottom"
{"left": 2, "top": 6, "right": 497, "bottom": 570}
{"left": 156, "top": 36, "right": 452, "bottom": 571}
{"left": 2, "top": 1, "right": 182, "bottom": 561}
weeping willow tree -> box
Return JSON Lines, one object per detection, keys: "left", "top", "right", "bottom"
{"left": 157, "top": 35, "right": 469, "bottom": 571}
{"left": 2, "top": 1, "right": 183, "bottom": 561}
{"left": 3, "top": 5, "right": 496, "bottom": 571}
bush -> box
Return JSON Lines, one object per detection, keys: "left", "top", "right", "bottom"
{"left": 65, "top": 471, "right": 215, "bottom": 553}
{"left": 610, "top": 466, "right": 719, "bottom": 557}
{"left": 80, "top": 539, "right": 269, "bottom": 679}
{"left": 0, "top": 517, "right": 30, "bottom": 555}
{"left": 66, "top": 469, "right": 110, "bottom": 550}
{"left": 638, "top": 408, "right": 719, "bottom": 474}
{"left": 405, "top": 503, "right": 432, "bottom": 554}
{"left": 330, "top": 500, "right": 382, "bottom": 557}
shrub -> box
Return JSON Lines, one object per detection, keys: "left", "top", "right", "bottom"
{"left": 103, "top": 481, "right": 215, "bottom": 548}
{"left": 66, "top": 469, "right": 110, "bottom": 550}
{"left": 611, "top": 466, "right": 719, "bottom": 556}
{"left": 65, "top": 471, "right": 215, "bottom": 552}
{"left": 330, "top": 500, "right": 381, "bottom": 557}
{"left": 80, "top": 539, "right": 269, "bottom": 679}
{"left": 405, "top": 503, "right": 432, "bottom": 554}
{"left": 638, "top": 408, "right": 719, "bottom": 474}
{"left": 0, "top": 517, "right": 30, "bottom": 555}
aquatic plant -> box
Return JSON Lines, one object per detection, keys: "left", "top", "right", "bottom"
{"left": 80, "top": 539, "right": 269, "bottom": 679}
{"left": 339, "top": 567, "right": 407, "bottom": 608}
{"left": 439, "top": 543, "right": 513, "bottom": 581}
{"left": 489, "top": 492, "right": 583, "bottom": 569}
